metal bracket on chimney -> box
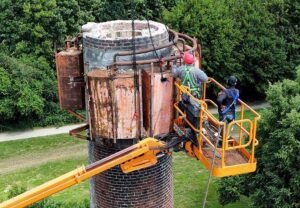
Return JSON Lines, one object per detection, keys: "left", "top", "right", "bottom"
{"left": 69, "top": 124, "right": 90, "bottom": 140}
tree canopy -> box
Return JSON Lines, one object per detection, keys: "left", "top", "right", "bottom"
{"left": 0, "top": 0, "right": 299, "bottom": 128}
{"left": 0, "top": 50, "right": 77, "bottom": 129}
{"left": 163, "top": 0, "right": 299, "bottom": 97}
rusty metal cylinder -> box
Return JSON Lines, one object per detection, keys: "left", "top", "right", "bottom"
{"left": 55, "top": 46, "right": 85, "bottom": 110}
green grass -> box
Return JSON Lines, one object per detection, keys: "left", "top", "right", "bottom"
{"left": 236, "top": 108, "right": 263, "bottom": 121}
{"left": 0, "top": 134, "right": 84, "bottom": 160}
{"left": 0, "top": 156, "right": 89, "bottom": 203}
{"left": 0, "top": 134, "right": 251, "bottom": 207}
{"left": 173, "top": 152, "right": 250, "bottom": 208}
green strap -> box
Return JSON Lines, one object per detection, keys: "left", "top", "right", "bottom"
{"left": 182, "top": 66, "right": 193, "bottom": 87}
{"left": 182, "top": 66, "right": 200, "bottom": 96}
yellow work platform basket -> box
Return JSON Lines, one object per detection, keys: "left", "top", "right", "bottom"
{"left": 174, "top": 77, "right": 260, "bottom": 177}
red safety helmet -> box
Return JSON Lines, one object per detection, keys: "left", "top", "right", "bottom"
{"left": 183, "top": 53, "right": 194, "bottom": 65}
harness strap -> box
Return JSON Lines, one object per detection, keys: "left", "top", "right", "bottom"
{"left": 221, "top": 89, "right": 239, "bottom": 119}
{"left": 182, "top": 66, "right": 201, "bottom": 97}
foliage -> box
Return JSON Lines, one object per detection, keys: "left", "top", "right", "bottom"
{"left": 162, "top": 0, "right": 298, "bottom": 98}
{"left": 96, "top": 0, "right": 177, "bottom": 21}
{"left": 0, "top": 52, "right": 48, "bottom": 119}
{"left": 0, "top": 1, "right": 88, "bottom": 128}
{"left": 0, "top": 0, "right": 176, "bottom": 52}
{"left": 0, "top": 0, "right": 96, "bottom": 63}
{"left": 0, "top": 51, "right": 77, "bottom": 130}
{"left": 218, "top": 66, "right": 300, "bottom": 208}
{"left": 267, "top": 0, "right": 300, "bottom": 71}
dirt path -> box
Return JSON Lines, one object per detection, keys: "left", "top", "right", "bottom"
{"left": 0, "top": 144, "right": 87, "bottom": 174}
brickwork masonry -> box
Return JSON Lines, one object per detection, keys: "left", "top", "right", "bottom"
{"left": 88, "top": 139, "right": 173, "bottom": 208}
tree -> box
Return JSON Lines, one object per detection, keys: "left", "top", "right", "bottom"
{"left": 267, "top": 0, "right": 300, "bottom": 73}
{"left": 162, "top": 0, "right": 291, "bottom": 98}
{"left": 0, "top": 51, "right": 75, "bottom": 129}
{"left": 0, "top": 53, "right": 46, "bottom": 120}
{"left": 228, "top": 0, "right": 288, "bottom": 96}
{"left": 0, "top": 0, "right": 178, "bottom": 64}
{"left": 96, "top": 0, "right": 176, "bottom": 22}
{"left": 0, "top": 0, "right": 88, "bottom": 63}
{"left": 218, "top": 66, "right": 300, "bottom": 208}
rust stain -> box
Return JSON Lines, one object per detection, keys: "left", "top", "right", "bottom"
{"left": 141, "top": 68, "right": 174, "bottom": 136}
{"left": 87, "top": 70, "right": 139, "bottom": 139}
{"left": 88, "top": 74, "right": 113, "bottom": 138}
{"left": 152, "top": 70, "right": 174, "bottom": 136}
{"left": 114, "top": 76, "right": 137, "bottom": 139}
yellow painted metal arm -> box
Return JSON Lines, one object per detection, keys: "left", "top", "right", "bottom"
{"left": 0, "top": 138, "right": 165, "bottom": 208}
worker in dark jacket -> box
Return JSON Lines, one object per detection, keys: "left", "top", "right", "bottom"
{"left": 217, "top": 76, "right": 239, "bottom": 123}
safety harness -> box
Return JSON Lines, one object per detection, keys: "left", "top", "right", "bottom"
{"left": 220, "top": 89, "right": 239, "bottom": 119}
{"left": 182, "top": 66, "right": 201, "bottom": 98}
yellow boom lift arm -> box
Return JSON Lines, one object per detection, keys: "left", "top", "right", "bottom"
{"left": 0, "top": 138, "right": 166, "bottom": 208}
